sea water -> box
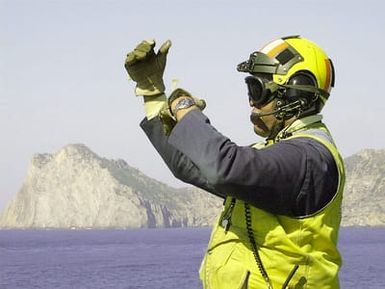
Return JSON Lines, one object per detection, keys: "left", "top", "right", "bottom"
{"left": 0, "top": 227, "right": 384, "bottom": 289}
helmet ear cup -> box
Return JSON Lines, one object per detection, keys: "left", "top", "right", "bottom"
{"left": 286, "top": 72, "right": 317, "bottom": 106}
{"left": 274, "top": 72, "right": 319, "bottom": 119}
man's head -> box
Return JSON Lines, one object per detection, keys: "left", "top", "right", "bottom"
{"left": 238, "top": 35, "right": 335, "bottom": 138}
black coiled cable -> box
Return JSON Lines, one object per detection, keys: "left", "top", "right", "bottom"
{"left": 244, "top": 203, "right": 273, "bottom": 289}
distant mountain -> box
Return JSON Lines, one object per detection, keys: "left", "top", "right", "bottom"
{"left": 0, "top": 145, "right": 384, "bottom": 229}
{"left": 341, "top": 149, "right": 385, "bottom": 226}
{"left": 0, "top": 144, "right": 222, "bottom": 229}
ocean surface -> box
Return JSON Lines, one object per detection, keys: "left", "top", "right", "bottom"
{"left": 0, "top": 227, "right": 384, "bottom": 289}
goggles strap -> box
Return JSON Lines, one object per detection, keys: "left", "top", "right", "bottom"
{"left": 281, "top": 84, "right": 330, "bottom": 99}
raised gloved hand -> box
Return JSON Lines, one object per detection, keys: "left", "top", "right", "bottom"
{"left": 124, "top": 39, "right": 171, "bottom": 96}
{"left": 159, "top": 88, "right": 206, "bottom": 135}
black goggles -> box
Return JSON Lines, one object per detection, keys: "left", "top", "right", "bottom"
{"left": 245, "top": 76, "right": 280, "bottom": 106}
{"left": 245, "top": 75, "right": 331, "bottom": 107}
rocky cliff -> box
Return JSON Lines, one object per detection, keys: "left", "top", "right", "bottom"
{"left": 0, "top": 144, "right": 222, "bottom": 229}
{"left": 341, "top": 149, "right": 385, "bottom": 226}
{"left": 1, "top": 145, "right": 384, "bottom": 228}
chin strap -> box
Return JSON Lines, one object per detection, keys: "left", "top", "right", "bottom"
{"left": 267, "top": 119, "right": 285, "bottom": 142}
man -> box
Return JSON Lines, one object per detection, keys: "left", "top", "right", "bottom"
{"left": 124, "top": 35, "right": 345, "bottom": 289}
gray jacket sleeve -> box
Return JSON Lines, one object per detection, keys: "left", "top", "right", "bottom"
{"left": 141, "top": 110, "right": 338, "bottom": 217}
{"left": 140, "top": 116, "right": 225, "bottom": 198}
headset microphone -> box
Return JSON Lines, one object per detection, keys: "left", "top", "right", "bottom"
{"left": 250, "top": 109, "right": 280, "bottom": 125}
{"left": 251, "top": 109, "right": 279, "bottom": 118}
{"left": 251, "top": 99, "right": 308, "bottom": 121}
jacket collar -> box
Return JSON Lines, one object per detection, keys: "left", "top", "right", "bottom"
{"left": 275, "top": 114, "right": 323, "bottom": 141}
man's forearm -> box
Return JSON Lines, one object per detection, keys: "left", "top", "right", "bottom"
{"left": 140, "top": 116, "right": 224, "bottom": 198}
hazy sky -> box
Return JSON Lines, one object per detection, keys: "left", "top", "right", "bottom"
{"left": 1, "top": 0, "right": 384, "bottom": 210}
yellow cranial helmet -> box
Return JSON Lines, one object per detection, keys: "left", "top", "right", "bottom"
{"left": 238, "top": 35, "right": 335, "bottom": 115}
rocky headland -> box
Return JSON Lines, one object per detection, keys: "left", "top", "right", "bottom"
{"left": 0, "top": 144, "right": 222, "bottom": 229}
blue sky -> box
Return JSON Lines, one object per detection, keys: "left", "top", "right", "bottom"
{"left": 1, "top": 0, "right": 385, "bottom": 210}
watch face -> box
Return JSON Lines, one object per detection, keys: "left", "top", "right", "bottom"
{"left": 179, "top": 98, "right": 194, "bottom": 107}
{"left": 174, "top": 98, "right": 195, "bottom": 114}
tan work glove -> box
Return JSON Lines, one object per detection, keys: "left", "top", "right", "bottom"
{"left": 159, "top": 88, "right": 206, "bottom": 135}
{"left": 124, "top": 39, "right": 171, "bottom": 96}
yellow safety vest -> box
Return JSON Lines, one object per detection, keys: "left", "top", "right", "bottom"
{"left": 199, "top": 115, "right": 345, "bottom": 289}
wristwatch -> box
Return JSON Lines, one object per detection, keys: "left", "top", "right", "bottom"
{"left": 172, "top": 97, "right": 196, "bottom": 116}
